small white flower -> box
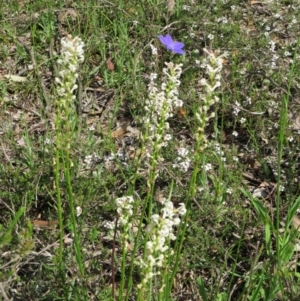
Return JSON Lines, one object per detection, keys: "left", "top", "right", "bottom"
{"left": 177, "top": 203, "right": 187, "bottom": 215}
{"left": 183, "top": 5, "right": 191, "bottom": 11}
{"left": 245, "top": 97, "right": 252, "bottom": 105}
{"left": 279, "top": 185, "right": 285, "bottom": 192}
{"left": 205, "top": 163, "right": 212, "bottom": 171}
{"left": 232, "top": 131, "right": 238, "bottom": 137}
{"left": 240, "top": 117, "right": 246, "bottom": 124}
{"left": 149, "top": 72, "right": 158, "bottom": 81}
{"left": 200, "top": 62, "right": 206, "bottom": 68}
{"left": 233, "top": 156, "right": 239, "bottom": 162}
{"left": 106, "top": 153, "right": 115, "bottom": 161}
{"left": 226, "top": 188, "right": 233, "bottom": 195}
{"left": 169, "top": 233, "right": 176, "bottom": 240}
{"left": 217, "top": 17, "right": 228, "bottom": 24}
{"left": 233, "top": 102, "right": 241, "bottom": 116}
{"left": 76, "top": 206, "right": 82, "bottom": 217}
{"left": 44, "top": 138, "right": 51, "bottom": 145}
{"left": 178, "top": 161, "right": 190, "bottom": 172}
{"left": 164, "top": 134, "right": 172, "bottom": 141}
{"left": 146, "top": 241, "right": 154, "bottom": 251}
{"left": 151, "top": 214, "right": 160, "bottom": 224}
{"left": 268, "top": 40, "right": 276, "bottom": 52}
{"left": 84, "top": 155, "right": 93, "bottom": 165}
{"left": 173, "top": 98, "right": 183, "bottom": 107}
{"left": 115, "top": 196, "right": 134, "bottom": 226}
{"left": 178, "top": 147, "right": 189, "bottom": 157}
{"left": 103, "top": 221, "right": 115, "bottom": 229}
{"left": 207, "top": 34, "right": 214, "bottom": 40}
{"left": 150, "top": 44, "right": 158, "bottom": 56}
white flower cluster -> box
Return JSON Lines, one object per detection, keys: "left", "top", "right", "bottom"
{"left": 144, "top": 62, "right": 183, "bottom": 150}
{"left": 150, "top": 44, "right": 158, "bottom": 56}
{"left": 204, "top": 163, "right": 212, "bottom": 171}
{"left": 84, "top": 153, "right": 101, "bottom": 167}
{"left": 211, "top": 142, "right": 227, "bottom": 163}
{"left": 195, "top": 48, "right": 226, "bottom": 149}
{"left": 172, "top": 147, "right": 191, "bottom": 172}
{"left": 115, "top": 196, "right": 134, "bottom": 227}
{"left": 55, "top": 35, "right": 84, "bottom": 104}
{"left": 138, "top": 199, "right": 186, "bottom": 287}
{"left": 199, "top": 49, "right": 224, "bottom": 93}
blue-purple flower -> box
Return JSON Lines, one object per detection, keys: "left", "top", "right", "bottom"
{"left": 158, "top": 34, "right": 185, "bottom": 55}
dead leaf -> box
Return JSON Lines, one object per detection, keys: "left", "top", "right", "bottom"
{"left": 58, "top": 8, "right": 78, "bottom": 23}
{"left": 252, "top": 187, "right": 269, "bottom": 198}
{"left": 64, "top": 237, "right": 73, "bottom": 244}
{"left": 238, "top": 153, "right": 261, "bottom": 170}
{"left": 128, "top": 7, "right": 136, "bottom": 14}
{"left": 126, "top": 125, "right": 140, "bottom": 136}
{"left": 95, "top": 87, "right": 107, "bottom": 92}
{"left": 16, "top": 138, "right": 26, "bottom": 146}
{"left": 166, "top": 0, "right": 175, "bottom": 12}
{"left": 32, "top": 220, "right": 58, "bottom": 229}
{"left": 295, "top": 243, "right": 300, "bottom": 251}
{"left": 65, "top": 8, "right": 77, "bottom": 19}
{"left": 111, "top": 128, "right": 125, "bottom": 138}
{"left": 129, "top": 148, "right": 145, "bottom": 159}
{"left": 4, "top": 74, "right": 27, "bottom": 82}
{"left": 250, "top": 0, "right": 264, "bottom": 4}
{"left": 106, "top": 57, "right": 114, "bottom": 71}
{"left": 292, "top": 115, "right": 300, "bottom": 130}
{"left": 292, "top": 216, "right": 300, "bottom": 231}
{"left": 125, "top": 240, "right": 134, "bottom": 251}
{"left": 155, "top": 189, "right": 165, "bottom": 204}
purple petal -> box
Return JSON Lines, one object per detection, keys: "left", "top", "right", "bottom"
{"left": 158, "top": 34, "right": 185, "bottom": 55}
{"left": 172, "top": 42, "right": 185, "bottom": 54}
{"left": 158, "top": 34, "right": 174, "bottom": 47}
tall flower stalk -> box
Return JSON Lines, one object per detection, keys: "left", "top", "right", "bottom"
{"left": 191, "top": 48, "right": 227, "bottom": 202}
{"left": 137, "top": 198, "right": 186, "bottom": 300}
{"left": 54, "top": 35, "right": 85, "bottom": 283}
{"left": 143, "top": 62, "right": 183, "bottom": 218}
{"left": 125, "top": 62, "right": 184, "bottom": 299}
{"left": 169, "top": 48, "right": 227, "bottom": 291}
{"left": 195, "top": 48, "right": 226, "bottom": 153}
{"left": 115, "top": 196, "right": 134, "bottom": 299}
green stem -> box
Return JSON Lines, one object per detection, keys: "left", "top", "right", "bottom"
{"left": 65, "top": 150, "right": 85, "bottom": 277}
{"left": 167, "top": 147, "right": 201, "bottom": 290}
{"left": 54, "top": 128, "right": 67, "bottom": 291}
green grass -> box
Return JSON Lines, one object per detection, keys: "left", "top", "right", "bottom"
{"left": 1, "top": 0, "right": 300, "bottom": 300}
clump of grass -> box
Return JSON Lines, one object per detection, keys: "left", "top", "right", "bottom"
{"left": 53, "top": 35, "right": 86, "bottom": 297}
